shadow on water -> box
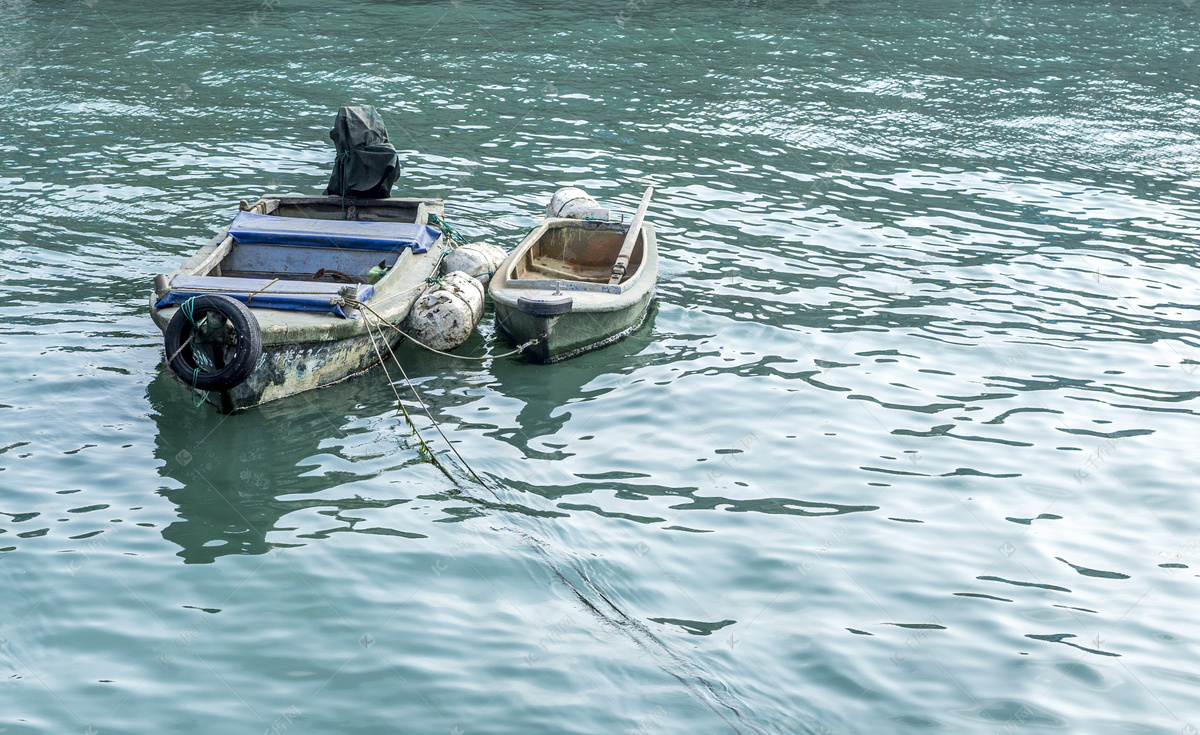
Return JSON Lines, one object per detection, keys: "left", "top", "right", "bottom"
{"left": 385, "top": 302, "right": 664, "bottom": 457}
{"left": 146, "top": 367, "right": 427, "bottom": 564}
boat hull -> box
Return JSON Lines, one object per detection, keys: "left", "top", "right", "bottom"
{"left": 196, "top": 329, "right": 399, "bottom": 412}
{"left": 493, "top": 287, "right": 654, "bottom": 363}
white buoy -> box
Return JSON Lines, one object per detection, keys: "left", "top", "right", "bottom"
{"left": 546, "top": 186, "right": 610, "bottom": 220}
{"left": 403, "top": 271, "right": 485, "bottom": 352}
{"left": 441, "top": 241, "right": 508, "bottom": 288}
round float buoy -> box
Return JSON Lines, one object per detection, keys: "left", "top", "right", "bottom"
{"left": 404, "top": 271, "right": 485, "bottom": 352}
{"left": 164, "top": 294, "right": 262, "bottom": 392}
{"left": 440, "top": 241, "right": 507, "bottom": 288}
{"left": 546, "top": 186, "right": 610, "bottom": 220}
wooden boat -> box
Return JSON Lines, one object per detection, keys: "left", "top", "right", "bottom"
{"left": 489, "top": 193, "right": 658, "bottom": 362}
{"left": 149, "top": 194, "right": 446, "bottom": 412}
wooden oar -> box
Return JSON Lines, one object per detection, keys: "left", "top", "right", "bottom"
{"left": 609, "top": 186, "right": 654, "bottom": 286}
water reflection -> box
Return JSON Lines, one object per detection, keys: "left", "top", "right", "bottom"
{"left": 394, "top": 305, "right": 664, "bottom": 455}
{"left": 147, "top": 368, "right": 423, "bottom": 563}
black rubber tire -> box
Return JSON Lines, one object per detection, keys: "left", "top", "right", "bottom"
{"left": 517, "top": 295, "right": 573, "bottom": 317}
{"left": 164, "top": 294, "right": 262, "bottom": 392}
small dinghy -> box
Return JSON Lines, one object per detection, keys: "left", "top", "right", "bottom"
{"left": 490, "top": 187, "right": 657, "bottom": 362}
{"left": 149, "top": 194, "right": 447, "bottom": 412}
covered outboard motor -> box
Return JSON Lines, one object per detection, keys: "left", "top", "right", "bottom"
{"left": 324, "top": 105, "right": 401, "bottom": 198}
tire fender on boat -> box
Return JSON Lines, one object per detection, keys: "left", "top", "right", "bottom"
{"left": 163, "top": 294, "right": 263, "bottom": 392}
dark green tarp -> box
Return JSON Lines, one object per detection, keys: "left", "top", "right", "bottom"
{"left": 324, "top": 105, "right": 401, "bottom": 199}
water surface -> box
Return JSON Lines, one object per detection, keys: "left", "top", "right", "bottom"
{"left": 2, "top": 1, "right": 1200, "bottom": 732}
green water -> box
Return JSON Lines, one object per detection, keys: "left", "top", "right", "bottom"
{"left": 3, "top": 1, "right": 1200, "bottom": 732}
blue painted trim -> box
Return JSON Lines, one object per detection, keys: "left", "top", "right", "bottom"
{"left": 156, "top": 276, "right": 374, "bottom": 319}
{"left": 228, "top": 211, "right": 438, "bottom": 253}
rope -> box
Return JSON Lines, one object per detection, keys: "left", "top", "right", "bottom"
{"left": 519, "top": 223, "right": 542, "bottom": 243}
{"left": 166, "top": 315, "right": 208, "bottom": 364}
{"left": 190, "top": 367, "right": 207, "bottom": 408}
{"left": 389, "top": 339, "right": 486, "bottom": 486}
{"left": 175, "top": 297, "right": 211, "bottom": 407}
{"left": 551, "top": 195, "right": 615, "bottom": 222}
{"left": 361, "top": 316, "right": 451, "bottom": 476}
{"left": 361, "top": 315, "right": 492, "bottom": 491}
{"left": 350, "top": 299, "right": 542, "bottom": 361}
{"left": 168, "top": 294, "right": 208, "bottom": 365}
{"left": 246, "top": 277, "right": 279, "bottom": 305}
{"left": 180, "top": 296, "right": 201, "bottom": 328}
{"left": 354, "top": 296, "right": 542, "bottom": 492}
{"left": 427, "top": 212, "right": 467, "bottom": 247}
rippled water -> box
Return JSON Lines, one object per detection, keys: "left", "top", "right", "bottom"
{"left": 3, "top": 1, "right": 1200, "bottom": 732}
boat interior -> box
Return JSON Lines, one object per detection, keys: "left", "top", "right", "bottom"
{"left": 215, "top": 243, "right": 398, "bottom": 285}
{"left": 207, "top": 196, "right": 426, "bottom": 285}
{"left": 511, "top": 222, "right": 644, "bottom": 285}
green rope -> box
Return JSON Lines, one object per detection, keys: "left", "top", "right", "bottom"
{"left": 190, "top": 367, "right": 208, "bottom": 408}
{"left": 180, "top": 297, "right": 210, "bottom": 408}
{"left": 180, "top": 296, "right": 200, "bottom": 328}
{"left": 519, "top": 223, "right": 541, "bottom": 242}
{"left": 428, "top": 212, "right": 467, "bottom": 247}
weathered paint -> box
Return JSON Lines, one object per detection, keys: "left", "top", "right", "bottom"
{"left": 211, "top": 328, "right": 397, "bottom": 411}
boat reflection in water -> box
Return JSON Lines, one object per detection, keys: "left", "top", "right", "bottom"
{"left": 483, "top": 302, "right": 661, "bottom": 452}
{"left": 147, "top": 366, "right": 432, "bottom": 564}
